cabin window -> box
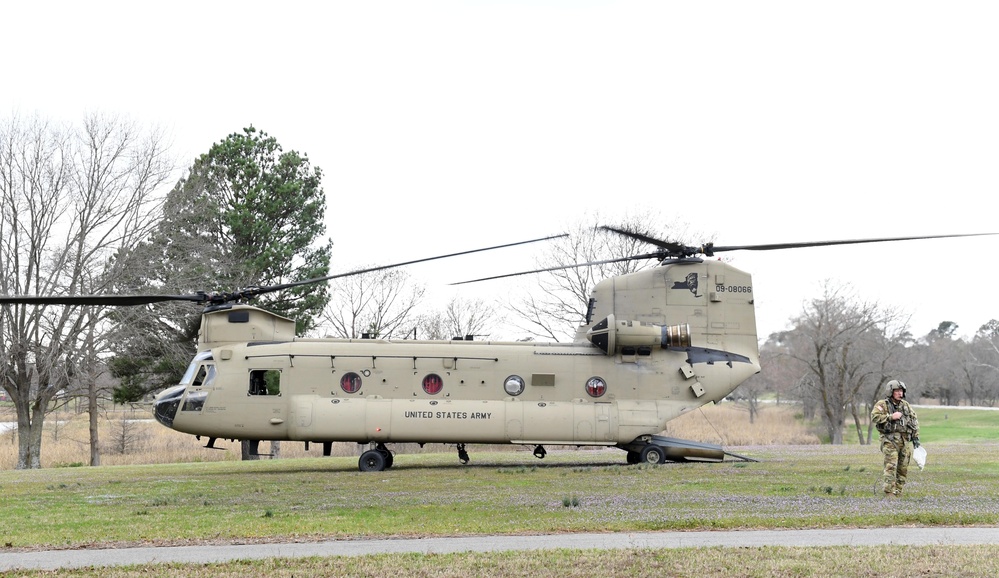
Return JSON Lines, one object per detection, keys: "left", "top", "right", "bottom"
{"left": 422, "top": 373, "right": 444, "bottom": 395}
{"left": 504, "top": 375, "right": 525, "bottom": 396}
{"left": 340, "top": 372, "right": 362, "bottom": 394}
{"left": 248, "top": 369, "right": 282, "bottom": 396}
{"left": 585, "top": 376, "right": 607, "bottom": 398}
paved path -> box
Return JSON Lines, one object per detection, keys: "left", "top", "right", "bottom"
{"left": 2, "top": 527, "right": 998, "bottom": 571}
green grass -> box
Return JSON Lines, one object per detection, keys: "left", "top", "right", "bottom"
{"left": 1, "top": 443, "right": 998, "bottom": 550}
{"left": 3, "top": 409, "right": 999, "bottom": 576}
{"left": 916, "top": 407, "right": 999, "bottom": 442}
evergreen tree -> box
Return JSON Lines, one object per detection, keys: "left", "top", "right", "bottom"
{"left": 111, "top": 127, "right": 331, "bottom": 401}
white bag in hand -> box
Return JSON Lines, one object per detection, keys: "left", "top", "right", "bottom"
{"left": 913, "top": 445, "right": 927, "bottom": 470}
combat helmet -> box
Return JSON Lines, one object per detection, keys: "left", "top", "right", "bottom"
{"left": 885, "top": 379, "right": 906, "bottom": 397}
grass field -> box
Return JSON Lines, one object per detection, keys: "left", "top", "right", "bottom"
{"left": 1, "top": 402, "right": 997, "bottom": 576}
{"left": 916, "top": 406, "right": 999, "bottom": 442}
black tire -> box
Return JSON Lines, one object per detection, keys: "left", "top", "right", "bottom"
{"left": 359, "top": 449, "right": 387, "bottom": 472}
{"left": 626, "top": 451, "right": 641, "bottom": 464}
{"left": 639, "top": 444, "right": 665, "bottom": 465}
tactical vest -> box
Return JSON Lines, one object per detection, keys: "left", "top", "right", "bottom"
{"left": 876, "top": 398, "right": 914, "bottom": 435}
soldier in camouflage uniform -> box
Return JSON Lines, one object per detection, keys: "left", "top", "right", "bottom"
{"left": 870, "top": 380, "right": 920, "bottom": 498}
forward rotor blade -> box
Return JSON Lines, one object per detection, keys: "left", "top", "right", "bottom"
{"left": 0, "top": 234, "right": 568, "bottom": 307}
{"left": 0, "top": 294, "right": 208, "bottom": 306}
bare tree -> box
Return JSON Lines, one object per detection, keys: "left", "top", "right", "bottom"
{"left": 781, "top": 281, "right": 907, "bottom": 444}
{"left": 740, "top": 339, "right": 809, "bottom": 424}
{"left": 0, "top": 113, "right": 172, "bottom": 468}
{"left": 319, "top": 268, "right": 425, "bottom": 339}
{"left": 858, "top": 308, "right": 912, "bottom": 444}
{"left": 416, "top": 297, "right": 499, "bottom": 340}
{"left": 507, "top": 212, "right": 702, "bottom": 341}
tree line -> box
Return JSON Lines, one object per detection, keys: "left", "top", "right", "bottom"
{"left": 744, "top": 282, "right": 999, "bottom": 445}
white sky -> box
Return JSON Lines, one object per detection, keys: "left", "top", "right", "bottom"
{"left": 4, "top": 1, "right": 998, "bottom": 341}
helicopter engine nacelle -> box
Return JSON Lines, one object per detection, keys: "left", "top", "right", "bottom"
{"left": 586, "top": 314, "right": 691, "bottom": 355}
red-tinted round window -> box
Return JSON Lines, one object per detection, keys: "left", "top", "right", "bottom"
{"left": 585, "top": 376, "right": 607, "bottom": 398}
{"left": 341, "top": 372, "right": 362, "bottom": 394}
{"left": 423, "top": 373, "right": 444, "bottom": 395}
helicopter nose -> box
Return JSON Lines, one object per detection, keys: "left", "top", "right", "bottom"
{"left": 152, "top": 385, "right": 186, "bottom": 428}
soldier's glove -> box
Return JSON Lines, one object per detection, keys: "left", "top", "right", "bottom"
{"left": 913, "top": 437, "right": 920, "bottom": 448}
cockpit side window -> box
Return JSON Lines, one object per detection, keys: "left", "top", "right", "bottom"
{"left": 189, "top": 364, "right": 217, "bottom": 387}
{"left": 248, "top": 369, "right": 281, "bottom": 396}
{"left": 180, "top": 352, "right": 214, "bottom": 385}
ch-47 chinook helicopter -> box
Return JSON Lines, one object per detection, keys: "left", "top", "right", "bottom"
{"left": 2, "top": 228, "right": 993, "bottom": 471}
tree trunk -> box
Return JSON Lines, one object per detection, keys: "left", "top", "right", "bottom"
{"left": 15, "top": 407, "right": 33, "bottom": 470}
{"left": 20, "top": 405, "right": 47, "bottom": 469}
{"left": 89, "top": 382, "right": 101, "bottom": 466}
{"left": 850, "top": 405, "right": 865, "bottom": 445}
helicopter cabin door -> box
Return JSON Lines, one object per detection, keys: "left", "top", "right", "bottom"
{"left": 240, "top": 367, "right": 289, "bottom": 439}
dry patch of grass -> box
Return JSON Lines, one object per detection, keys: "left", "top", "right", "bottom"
{"left": 665, "top": 403, "right": 820, "bottom": 445}
{"left": 1, "top": 402, "right": 816, "bottom": 469}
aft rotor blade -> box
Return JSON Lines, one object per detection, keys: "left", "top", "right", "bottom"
{"left": 602, "top": 226, "right": 998, "bottom": 258}
{"left": 455, "top": 229, "right": 999, "bottom": 285}
{"left": 708, "top": 232, "right": 999, "bottom": 254}
{"left": 451, "top": 252, "right": 663, "bottom": 285}
{"left": 239, "top": 233, "right": 570, "bottom": 298}
{"left": 599, "top": 225, "right": 687, "bottom": 253}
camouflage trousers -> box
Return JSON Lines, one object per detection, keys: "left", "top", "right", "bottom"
{"left": 880, "top": 434, "right": 913, "bottom": 496}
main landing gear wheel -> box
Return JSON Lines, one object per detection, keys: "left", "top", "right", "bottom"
{"left": 358, "top": 449, "right": 386, "bottom": 472}
{"left": 626, "top": 451, "right": 641, "bottom": 464}
{"left": 639, "top": 444, "right": 666, "bottom": 465}
{"left": 358, "top": 444, "right": 394, "bottom": 472}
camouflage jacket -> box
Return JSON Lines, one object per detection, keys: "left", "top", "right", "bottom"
{"left": 871, "top": 397, "right": 919, "bottom": 438}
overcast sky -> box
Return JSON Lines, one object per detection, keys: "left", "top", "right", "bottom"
{"left": 4, "top": 1, "right": 998, "bottom": 341}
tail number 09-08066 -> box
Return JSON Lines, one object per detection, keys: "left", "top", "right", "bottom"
{"left": 714, "top": 284, "right": 752, "bottom": 293}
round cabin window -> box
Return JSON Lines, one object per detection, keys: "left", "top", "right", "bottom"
{"left": 585, "top": 376, "right": 607, "bottom": 398}
{"left": 423, "top": 373, "right": 444, "bottom": 395}
{"left": 340, "top": 372, "right": 362, "bottom": 394}
{"left": 504, "top": 375, "right": 526, "bottom": 396}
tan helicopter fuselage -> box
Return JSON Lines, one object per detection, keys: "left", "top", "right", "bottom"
{"left": 153, "top": 258, "right": 760, "bottom": 459}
